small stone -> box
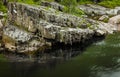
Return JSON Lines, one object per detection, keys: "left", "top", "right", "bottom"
{"left": 96, "top": 30, "right": 106, "bottom": 36}
{"left": 99, "top": 15, "right": 109, "bottom": 21}
{"left": 5, "top": 43, "right": 16, "bottom": 52}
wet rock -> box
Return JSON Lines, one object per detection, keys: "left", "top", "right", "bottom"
{"left": 16, "top": 38, "right": 51, "bottom": 53}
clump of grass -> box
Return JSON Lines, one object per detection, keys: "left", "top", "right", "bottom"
{"left": 99, "top": 0, "right": 120, "bottom": 8}
{"left": 77, "top": 0, "right": 93, "bottom": 4}
{"left": 64, "top": 6, "right": 84, "bottom": 17}
{"left": 17, "top": 0, "right": 35, "bottom": 4}
{"left": 0, "top": 1, "right": 7, "bottom": 13}
{"left": 58, "top": 0, "right": 85, "bottom": 16}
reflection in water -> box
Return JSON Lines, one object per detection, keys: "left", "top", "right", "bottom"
{"left": 0, "top": 33, "right": 120, "bottom": 77}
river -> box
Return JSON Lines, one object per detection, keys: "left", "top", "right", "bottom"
{"left": 0, "top": 32, "right": 120, "bottom": 77}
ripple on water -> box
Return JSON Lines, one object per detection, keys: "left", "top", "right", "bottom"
{"left": 94, "top": 41, "right": 106, "bottom": 46}
{"left": 97, "top": 71, "right": 120, "bottom": 77}
{"left": 110, "top": 44, "right": 120, "bottom": 47}
{"left": 90, "top": 65, "right": 120, "bottom": 77}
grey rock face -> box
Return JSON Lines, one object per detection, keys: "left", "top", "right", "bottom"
{"left": 79, "top": 4, "right": 120, "bottom": 16}
{"left": 3, "top": 2, "right": 117, "bottom": 53}
{"left": 3, "top": 24, "right": 50, "bottom": 53}
{"left": 3, "top": 25, "right": 33, "bottom": 42}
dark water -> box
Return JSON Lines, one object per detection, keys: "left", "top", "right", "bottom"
{"left": 1, "top": 32, "right": 120, "bottom": 77}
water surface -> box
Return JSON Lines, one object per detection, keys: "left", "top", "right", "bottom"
{"left": 0, "top": 33, "right": 120, "bottom": 77}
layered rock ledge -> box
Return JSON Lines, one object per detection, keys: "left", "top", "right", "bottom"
{"left": 2, "top": 2, "right": 116, "bottom": 53}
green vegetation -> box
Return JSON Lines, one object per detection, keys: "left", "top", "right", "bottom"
{"left": 17, "top": 0, "right": 35, "bottom": 4}
{"left": 0, "top": 1, "right": 7, "bottom": 12}
{"left": 78, "top": 0, "right": 93, "bottom": 4}
{"left": 63, "top": 6, "right": 84, "bottom": 17}
{"left": 59, "top": 0, "right": 84, "bottom": 16}
{"left": 99, "top": 0, "right": 120, "bottom": 8}
{"left": 8, "top": 0, "right": 35, "bottom": 4}
{"left": 1, "top": 0, "right": 120, "bottom": 15}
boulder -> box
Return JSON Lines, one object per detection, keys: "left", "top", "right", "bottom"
{"left": 108, "top": 15, "right": 120, "bottom": 31}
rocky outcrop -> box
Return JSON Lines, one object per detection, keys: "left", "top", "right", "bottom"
{"left": 2, "top": 2, "right": 116, "bottom": 53}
